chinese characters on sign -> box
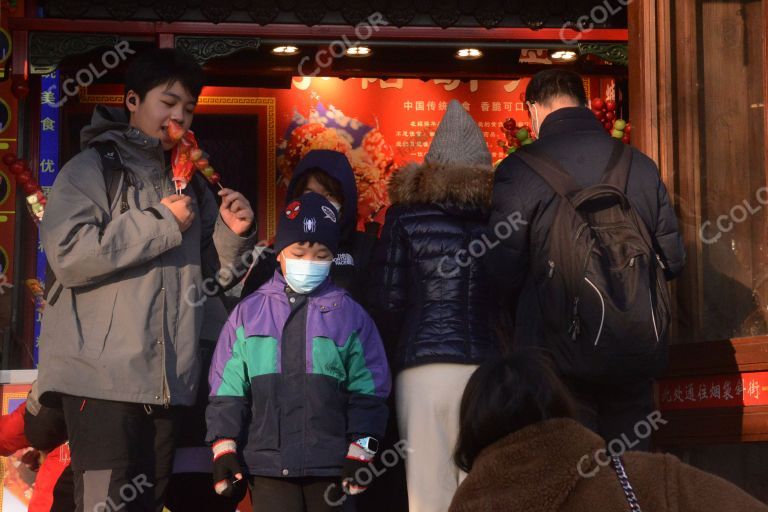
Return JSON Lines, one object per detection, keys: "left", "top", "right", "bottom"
{"left": 34, "top": 71, "right": 62, "bottom": 366}
{"left": 658, "top": 372, "right": 768, "bottom": 410}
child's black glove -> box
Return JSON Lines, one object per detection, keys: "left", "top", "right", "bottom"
{"left": 212, "top": 439, "right": 243, "bottom": 497}
{"left": 341, "top": 438, "right": 378, "bottom": 495}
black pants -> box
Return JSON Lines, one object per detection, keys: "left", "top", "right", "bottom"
{"left": 568, "top": 379, "right": 656, "bottom": 451}
{"left": 356, "top": 395, "right": 408, "bottom": 512}
{"left": 165, "top": 473, "right": 243, "bottom": 512}
{"left": 61, "top": 395, "right": 178, "bottom": 512}
{"left": 251, "top": 476, "right": 347, "bottom": 512}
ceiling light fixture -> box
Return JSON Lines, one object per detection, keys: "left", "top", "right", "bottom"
{"left": 272, "top": 45, "right": 300, "bottom": 55}
{"left": 456, "top": 48, "right": 483, "bottom": 60}
{"left": 549, "top": 50, "right": 578, "bottom": 62}
{"left": 346, "top": 46, "right": 373, "bottom": 57}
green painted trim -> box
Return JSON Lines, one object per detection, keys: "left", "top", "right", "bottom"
{"left": 578, "top": 43, "right": 628, "bottom": 66}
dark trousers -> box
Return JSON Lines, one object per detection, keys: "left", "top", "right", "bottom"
{"left": 356, "top": 395, "right": 408, "bottom": 512}
{"left": 165, "top": 473, "right": 243, "bottom": 512}
{"left": 568, "top": 378, "right": 656, "bottom": 451}
{"left": 251, "top": 476, "right": 346, "bottom": 512}
{"left": 61, "top": 395, "right": 178, "bottom": 512}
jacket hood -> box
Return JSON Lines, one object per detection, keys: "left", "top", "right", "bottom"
{"left": 453, "top": 418, "right": 604, "bottom": 512}
{"left": 387, "top": 161, "right": 494, "bottom": 213}
{"left": 286, "top": 150, "right": 358, "bottom": 238}
{"left": 80, "top": 105, "right": 164, "bottom": 159}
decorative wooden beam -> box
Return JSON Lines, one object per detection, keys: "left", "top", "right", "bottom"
{"left": 157, "top": 33, "right": 174, "bottom": 49}
{"left": 28, "top": 32, "right": 119, "bottom": 73}
{"left": 175, "top": 36, "right": 261, "bottom": 66}
{"left": 578, "top": 43, "right": 628, "bottom": 66}
{"left": 8, "top": 18, "right": 628, "bottom": 43}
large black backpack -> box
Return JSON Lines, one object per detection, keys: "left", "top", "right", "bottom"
{"left": 515, "top": 140, "right": 671, "bottom": 383}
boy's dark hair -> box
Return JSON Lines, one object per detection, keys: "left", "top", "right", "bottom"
{"left": 525, "top": 69, "right": 587, "bottom": 107}
{"left": 454, "top": 350, "right": 578, "bottom": 472}
{"left": 291, "top": 168, "right": 345, "bottom": 210}
{"left": 124, "top": 48, "right": 204, "bottom": 100}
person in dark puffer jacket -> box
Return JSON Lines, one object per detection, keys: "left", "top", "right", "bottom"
{"left": 368, "top": 99, "right": 499, "bottom": 512}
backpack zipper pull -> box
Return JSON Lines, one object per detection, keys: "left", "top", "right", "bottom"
{"left": 547, "top": 260, "right": 555, "bottom": 278}
{"left": 568, "top": 297, "right": 581, "bottom": 340}
{"left": 655, "top": 253, "right": 667, "bottom": 270}
{"left": 629, "top": 257, "right": 635, "bottom": 268}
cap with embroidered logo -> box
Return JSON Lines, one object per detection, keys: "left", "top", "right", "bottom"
{"left": 275, "top": 191, "right": 340, "bottom": 255}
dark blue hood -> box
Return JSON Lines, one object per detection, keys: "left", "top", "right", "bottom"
{"left": 286, "top": 150, "right": 358, "bottom": 238}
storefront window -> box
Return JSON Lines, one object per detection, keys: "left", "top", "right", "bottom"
{"left": 674, "top": 0, "right": 766, "bottom": 343}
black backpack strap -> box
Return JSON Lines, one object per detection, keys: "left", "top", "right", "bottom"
{"left": 514, "top": 147, "right": 581, "bottom": 199}
{"left": 91, "top": 140, "right": 129, "bottom": 214}
{"left": 45, "top": 141, "right": 128, "bottom": 306}
{"left": 599, "top": 140, "right": 633, "bottom": 192}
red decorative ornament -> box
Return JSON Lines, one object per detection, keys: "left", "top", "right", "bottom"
{"left": 11, "top": 80, "right": 30, "bottom": 100}
{"left": 591, "top": 95, "right": 631, "bottom": 145}
{"left": 16, "top": 172, "right": 32, "bottom": 185}
{"left": 23, "top": 181, "right": 40, "bottom": 195}
{"left": 9, "top": 161, "right": 26, "bottom": 176}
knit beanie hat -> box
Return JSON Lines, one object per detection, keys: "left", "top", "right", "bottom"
{"left": 275, "top": 192, "right": 341, "bottom": 255}
{"left": 425, "top": 99, "right": 492, "bottom": 168}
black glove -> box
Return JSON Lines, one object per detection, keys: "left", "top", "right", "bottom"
{"left": 341, "top": 440, "right": 376, "bottom": 495}
{"left": 212, "top": 439, "right": 243, "bottom": 497}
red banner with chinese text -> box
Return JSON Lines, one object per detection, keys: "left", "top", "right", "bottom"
{"left": 658, "top": 372, "right": 768, "bottom": 411}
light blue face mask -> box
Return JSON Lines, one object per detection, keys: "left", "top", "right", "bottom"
{"left": 282, "top": 254, "right": 332, "bottom": 294}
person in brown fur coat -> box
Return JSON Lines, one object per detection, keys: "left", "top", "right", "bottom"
{"left": 449, "top": 351, "right": 768, "bottom": 512}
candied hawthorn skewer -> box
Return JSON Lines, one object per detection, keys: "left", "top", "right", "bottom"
{"left": 167, "top": 120, "right": 223, "bottom": 193}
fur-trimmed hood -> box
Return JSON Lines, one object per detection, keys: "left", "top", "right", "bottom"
{"left": 387, "top": 162, "right": 495, "bottom": 211}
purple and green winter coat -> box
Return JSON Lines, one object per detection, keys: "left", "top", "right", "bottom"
{"left": 206, "top": 271, "right": 391, "bottom": 478}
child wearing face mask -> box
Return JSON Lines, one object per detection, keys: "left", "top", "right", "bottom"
{"left": 206, "top": 192, "right": 392, "bottom": 512}
{"left": 241, "top": 149, "right": 380, "bottom": 306}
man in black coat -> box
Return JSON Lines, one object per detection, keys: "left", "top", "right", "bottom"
{"left": 487, "top": 70, "right": 685, "bottom": 450}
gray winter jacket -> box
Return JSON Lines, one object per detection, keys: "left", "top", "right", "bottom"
{"left": 37, "top": 106, "right": 256, "bottom": 406}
